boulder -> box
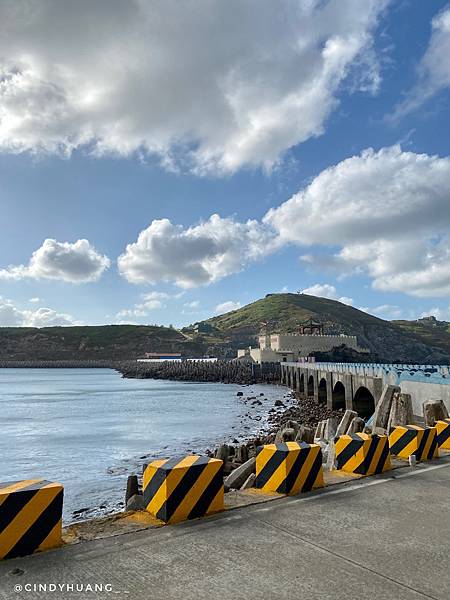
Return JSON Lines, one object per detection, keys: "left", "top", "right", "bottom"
{"left": 240, "top": 473, "right": 256, "bottom": 490}
{"left": 325, "top": 442, "right": 336, "bottom": 471}
{"left": 347, "top": 417, "right": 365, "bottom": 434}
{"left": 275, "top": 427, "right": 296, "bottom": 443}
{"left": 387, "top": 392, "right": 414, "bottom": 430}
{"left": 335, "top": 410, "right": 358, "bottom": 437}
{"left": 282, "top": 428, "right": 296, "bottom": 442}
{"left": 274, "top": 399, "right": 285, "bottom": 407}
{"left": 284, "top": 420, "right": 300, "bottom": 434}
{"left": 314, "top": 420, "right": 325, "bottom": 440}
{"left": 215, "top": 444, "right": 230, "bottom": 463}
{"left": 237, "top": 391, "right": 244, "bottom": 397}
{"left": 323, "top": 417, "right": 339, "bottom": 442}
{"left": 125, "top": 475, "right": 139, "bottom": 504}
{"left": 423, "top": 399, "right": 449, "bottom": 426}
{"left": 236, "top": 445, "right": 249, "bottom": 464}
{"left": 126, "top": 494, "right": 145, "bottom": 511}
{"left": 373, "top": 385, "right": 401, "bottom": 430}
{"left": 295, "top": 425, "right": 315, "bottom": 444}
{"left": 224, "top": 457, "right": 256, "bottom": 491}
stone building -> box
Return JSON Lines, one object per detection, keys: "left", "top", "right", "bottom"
{"left": 237, "top": 332, "right": 368, "bottom": 363}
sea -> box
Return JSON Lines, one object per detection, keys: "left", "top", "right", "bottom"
{"left": 0, "top": 368, "right": 287, "bottom": 523}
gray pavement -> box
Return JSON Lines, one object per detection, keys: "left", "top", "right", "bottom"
{"left": 1, "top": 459, "right": 449, "bottom": 600}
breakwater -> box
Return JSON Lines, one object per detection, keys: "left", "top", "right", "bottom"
{"left": 0, "top": 360, "right": 119, "bottom": 368}
{"left": 118, "top": 360, "right": 281, "bottom": 384}
{"left": 0, "top": 359, "right": 281, "bottom": 385}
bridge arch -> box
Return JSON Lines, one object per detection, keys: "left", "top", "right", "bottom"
{"left": 332, "top": 381, "right": 346, "bottom": 410}
{"left": 318, "top": 378, "right": 327, "bottom": 405}
{"left": 298, "top": 372, "right": 305, "bottom": 395}
{"left": 307, "top": 375, "right": 314, "bottom": 397}
{"left": 353, "top": 386, "right": 375, "bottom": 419}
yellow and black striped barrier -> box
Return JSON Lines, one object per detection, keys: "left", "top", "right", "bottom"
{"left": 389, "top": 425, "right": 438, "bottom": 461}
{"left": 143, "top": 455, "right": 224, "bottom": 524}
{"left": 254, "top": 441, "right": 323, "bottom": 495}
{"left": 435, "top": 419, "right": 450, "bottom": 450}
{"left": 335, "top": 433, "right": 391, "bottom": 475}
{"left": 0, "top": 479, "right": 63, "bottom": 560}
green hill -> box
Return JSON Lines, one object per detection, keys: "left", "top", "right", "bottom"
{"left": 197, "top": 293, "right": 450, "bottom": 363}
{"left": 1, "top": 294, "right": 449, "bottom": 363}
{"left": 0, "top": 325, "right": 206, "bottom": 361}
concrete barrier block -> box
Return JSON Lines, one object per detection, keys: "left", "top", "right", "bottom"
{"left": 254, "top": 441, "right": 323, "bottom": 495}
{"left": 335, "top": 433, "right": 391, "bottom": 475}
{"left": 0, "top": 479, "right": 63, "bottom": 560}
{"left": 389, "top": 425, "right": 438, "bottom": 461}
{"left": 143, "top": 455, "right": 224, "bottom": 524}
{"left": 435, "top": 419, "right": 450, "bottom": 450}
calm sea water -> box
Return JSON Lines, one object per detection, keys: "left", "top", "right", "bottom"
{"left": 0, "top": 368, "right": 286, "bottom": 522}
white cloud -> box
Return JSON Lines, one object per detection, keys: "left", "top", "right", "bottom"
{"left": 118, "top": 214, "right": 275, "bottom": 288}
{"left": 392, "top": 6, "right": 450, "bottom": 117}
{"left": 215, "top": 300, "right": 242, "bottom": 314}
{"left": 0, "top": 296, "right": 77, "bottom": 327}
{"left": 184, "top": 300, "right": 200, "bottom": 309}
{"left": 28, "top": 297, "right": 41, "bottom": 303}
{"left": 116, "top": 291, "right": 168, "bottom": 319}
{"left": 0, "top": 239, "right": 110, "bottom": 283}
{"left": 359, "top": 304, "right": 405, "bottom": 320}
{"left": 301, "top": 283, "right": 353, "bottom": 305}
{"left": 266, "top": 145, "right": 450, "bottom": 297}
{"left": 0, "top": 0, "right": 387, "bottom": 174}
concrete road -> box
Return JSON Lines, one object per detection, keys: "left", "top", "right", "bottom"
{"left": 1, "top": 459, "right": 449, "bottom": 600}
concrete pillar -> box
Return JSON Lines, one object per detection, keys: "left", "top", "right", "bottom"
{"left": 345, "top": 374, "right": 354, "bottom": 411}
{"left": 313, "top": 371, "right": 319, "bottom": 404}
{"left": 326, "top": 371, "right": 333, "bottom": 410}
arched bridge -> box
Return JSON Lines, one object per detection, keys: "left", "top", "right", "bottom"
{"left": 280, "top": 362, "right": 450, "bottom": 418}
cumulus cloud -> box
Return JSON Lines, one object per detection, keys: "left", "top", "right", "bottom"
{"left": 301, "top": 284, "right": 353, "bottom": 305}
{"left": 0, "top": 0, "right": 387, "bottom": 174}
{"left": 0, "top": 297, "right": 77, "bottom": 327}
{"left": 358, "top": 304, "right": 406, "bottom": 320}
{"left": 215, "top": 301, "right": 242, "bottom": 314}
{"left": 116, "top": 291, "right": 168, "bottom": 319}
{"left": 392, "top": 6, "right": 450, "bottom": 117}
{"left": 118, "top": 215, "right": 275, "bottom": 288}
{"left": 0, "top": 239, "right": 110, "bottom": 283}
{"left": 267, "top": 145, "right": 450, "bottom": 297}
{"left": 184, "top": 300, "right": 200, "bottom": 309}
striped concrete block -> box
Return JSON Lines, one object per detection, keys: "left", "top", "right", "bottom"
{"left": 0, "top": 479, "right": 63, "bottom": 560}
{"left": 435, "top": 419, "right": 450, "bottom": 450}
{"left": 335, "top": 433, "right": 391, "bottom": 475}
{"left": 254, "top": 441, "right": 323, "bottom": 495}
{"left": 143, "top": 455, "right": 224, "bottom": 524}
{"left": 389, "top": 425, "right": 438, "bottom": 461}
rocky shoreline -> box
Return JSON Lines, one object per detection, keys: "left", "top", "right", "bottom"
{"left": 124, "top": 387, "right": 348, "bottom": 511}
{"left": 204, "top": 389, "right": 346, "bottom": 488}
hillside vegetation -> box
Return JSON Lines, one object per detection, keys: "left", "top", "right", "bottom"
{"left": 0, "top": 294, "right": 449, "bottom": 363}
{"left": 0, "top": 325, "right": 206, "bottom": 361}
{"left": 200, "top": 293, "right": 450, "bottom": 363}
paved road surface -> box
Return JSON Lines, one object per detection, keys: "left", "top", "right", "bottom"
{"left": 1, "top": 459, "right": 449, "bottom": 600}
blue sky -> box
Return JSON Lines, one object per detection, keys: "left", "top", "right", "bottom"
{"left": 1, "top": 0, "right": 450, "bottom": 327}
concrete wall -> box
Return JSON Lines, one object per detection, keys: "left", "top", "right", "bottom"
{"left": 400, "top": 380, "right": 450, "bottom": 416}
{"left": 270, "top": 333, "right": 364, "bottom": 354}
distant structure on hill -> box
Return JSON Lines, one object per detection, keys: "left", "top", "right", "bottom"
{"left": 237, "top": 329, "right": 368, "bottom": 364}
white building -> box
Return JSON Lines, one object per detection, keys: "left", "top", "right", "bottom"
{"left": 238, "top": 333, "right": 368, "bottom": 363}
